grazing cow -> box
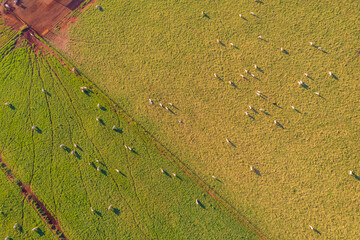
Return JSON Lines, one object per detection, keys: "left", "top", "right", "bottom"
{"left": 196, "top": 199, "right": 199, "bottom": 205}
{"left": 160, "top": 168, "right": 164, "bottom": 173}
{"left": 149, "top": 99, "right": 154, "bottom": 104}
{"left": 115, "top": 169, "right": 120, "bottom": 172}
{"left": 91, "top": 207, "right": 94, "bottom": 212}
{"left": 14, "top": 223, "right": 17, "bottom": 229}
{"left": 97, "top": 166, "right": 100, "bottom": 171}
{"left": 32, "top": 227, "right": 38, "bottom": 231}
{"left": 309, "top": 225, "right": 314, "bottom": 230}
{"left": 250, "top": 165, "right": 253, "bottom": 171}
{"left": 349, "top": 170, "right": 353, "bottom": 175}
{"left": 60, "top": 144, "right": 64, "bottom": 148}
{"left": 112, "top": 125, "right": 116, "bottom": 130}
{"left": 108, "top": 205, "right": 112, "bottom": 210}
{"left": 245, "top": 112, "right": 249, "bottom": 116}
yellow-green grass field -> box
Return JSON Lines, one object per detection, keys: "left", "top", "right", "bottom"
{"left": 62, "top": 0, "right": 360, "bottom": 239}
{"left": 0, "top": 30, "right": 259, "bottom": 239}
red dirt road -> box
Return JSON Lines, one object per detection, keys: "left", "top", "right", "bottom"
{"left": 0, "top": 155, "right": 67, "bottom": 239}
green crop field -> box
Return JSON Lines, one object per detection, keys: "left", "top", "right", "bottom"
{"left": 60, "top": 0, "right": 360, "bottom": 239}
{"left": 0, "top": 27, "right": 259, "bottom": 239}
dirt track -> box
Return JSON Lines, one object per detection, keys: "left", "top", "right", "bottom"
{"left": 0, "top": 155, "right": 67, "bottom": 239}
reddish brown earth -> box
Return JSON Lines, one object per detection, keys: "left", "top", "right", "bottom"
{"left": 1, "top": 0, "right": 84, "bottom": 35}
{"left": 0, "top": 155, "right": 67, "bottom": 239}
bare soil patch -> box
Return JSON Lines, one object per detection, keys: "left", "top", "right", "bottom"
{"left": 1, "top": 0, "right": 84, "bottom": 35}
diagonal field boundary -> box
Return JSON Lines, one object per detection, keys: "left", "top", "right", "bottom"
{"left": 19, "top": 30, "right": 271, "bottom": 240}
{"left": 41, "top": 43, "right": 270, "bottom": 240}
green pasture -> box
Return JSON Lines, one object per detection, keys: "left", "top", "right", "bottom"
{"left": 0, "top": 34, "right": 258, "bottom": 240}
{"left": 0, "top": 172, "right": 57, "bottom": 240}
{"left": 64, "top": 0, "right": 360, "bottom": 239}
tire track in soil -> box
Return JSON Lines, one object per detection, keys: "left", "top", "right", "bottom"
{"left": 28, "top": 51, "right": 37, "bottom": 187}
{"left": 42, "top": 54, "right": 150, "bottom": 239}
{"left": 36, "top": 53, "right": 57, "bottom": 215}
{"left": 116, "top": 116, "right": 156, "bottom": 239}
{"left": 40, "top": 55, "right": 96, "bottom": 235}
{"left": 115, "top": 114, "right": 160, "bottom": 240}
{"left": 0, "top": 155, "right": 67, "bottom": 239}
